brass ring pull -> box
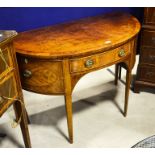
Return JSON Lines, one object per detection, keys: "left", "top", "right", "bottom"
{"left": 118, "top": 49, "right": 126, "bottom": 57}
{"left": 85, "top": 59, "right": 94, "bottom": 68}
{"left": 23, "top": 69, "right": 32, "bottom": 78}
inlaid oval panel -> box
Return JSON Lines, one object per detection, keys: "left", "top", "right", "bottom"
{"left": 17, "top": 55, "right": 64, "bottom": 94}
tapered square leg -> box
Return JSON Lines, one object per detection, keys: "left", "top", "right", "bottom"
{"left": 124, "top": 70, "right": 131, "bottom": 117}
{"left": 63, "top": 60, "right": 73, "bottom": 144}
{"left": 115, "top": 64, "right": 122, "bottom": 85}
{"left": 13, "top": 100, "right": 31, "bottom": 148}
{"left": 64, "top": 94, "right": 73, "bottom": 143}
{"left": 25, "top": 109, "right": 31, "bottom": 124}
{"left": 119, "top": 66, "right": 122, "bottom": 80}
{"left": 115, "top": 64, "right": 119, "bottom": 85}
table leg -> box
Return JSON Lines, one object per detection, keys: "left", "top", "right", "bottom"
{"left": 124, "top": 69, "right": 131, "bottom": 117}
{"left": 63, "top": 60, "right": 73, "bottom": 144}
{"left": 119, "top": 66, "right": 122, "bottom": 80}
{"left": 115, "top": 64, "right": 119, "bottom": 85}
{"left": 25, "top": 110, "right": 31, "bottom": 124}
{"left": 13, "top": 100, "right": 31, "bottom": 148}
{"left": 64, "top": 94, "right": 73, "bottom": 144}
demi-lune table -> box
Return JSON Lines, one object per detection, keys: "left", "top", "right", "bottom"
{"left": 14, "top": 12, "right": 141, "bottom": 143}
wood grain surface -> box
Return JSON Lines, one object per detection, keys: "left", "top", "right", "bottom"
{"left": 134, "top": 8, "right": 155, "bottom": 93}
{"left": 14, "top": 12, "right": 141, "bottom": 144}
{"left": 0, "top": 30, "right": 31, "bottom": 147}
{"left": 17, "top": 55, "right": 64, "bottom": 94}
{"left": 14, "top": 12, "right": 140, "bottom": 59}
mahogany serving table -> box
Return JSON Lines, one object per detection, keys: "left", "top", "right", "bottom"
{"left": 14, "top": 12, "right": 140, "bottom": 143}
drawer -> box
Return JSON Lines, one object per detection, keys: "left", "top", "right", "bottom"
{"left": 0, "top": 46, "right": 13, "bottom": 75}
{"left": 17, "top": 55, "right": 64, "bottom": 94}
{"left": 138, "top": 65, "right": 155, "bottom": 83}
{"left": 144, "top": 8, "right": 155, "bottom": 24}
{"left": 141, "top": 30, "right": 155, "bottom": 47}
{"left": 140, "top": 47, "right": 155, "bottom": 65}
{"left": 70, "top": 42, "right": 131, "bottom": 73}
{"left": 0, "top": 73, "right": 18, "bottom": 112}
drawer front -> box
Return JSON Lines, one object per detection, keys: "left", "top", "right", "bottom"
{"left": 140, "top": 47, "right": 155, "bottom": 65}
{"left": 138, "top": 65, "right": 155, "bottom": 83}
{"left": 144, "top": 8, "right": 155, "bottom": 24}
{"left": 70, "top": 42, "right": 131, "bottom": 73}
{"left": 17, "top": 55, "right": 64, "bottom": 94}
{"left": 0, "top": 46, "right": 13, "bottom": 75}
{"left": 141, "top": 30, "right": 155, "bottom": 47}
{"left": 0, "top": 73, "right": 18, "bottom": 113}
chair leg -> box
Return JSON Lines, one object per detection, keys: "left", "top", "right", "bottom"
{"left": 124, "top": 69, "right": 131, "bottom": 117}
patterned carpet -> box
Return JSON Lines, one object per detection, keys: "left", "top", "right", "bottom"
{"left": 132, "top": 135, "right": 155, "bottom": 148}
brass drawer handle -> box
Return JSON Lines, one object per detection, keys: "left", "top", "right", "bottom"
{"left": 85, "top": 59, "right": 94, "bottom": 68}
{"left": 23, "top": 70, "right": 32, "bottom": 78}
{"left": 118, "top": 49, "right": 126, "bottom": 57}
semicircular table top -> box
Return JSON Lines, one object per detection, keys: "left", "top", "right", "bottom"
{"left": 14, "top": 12, "right": 141, "bottom": 59}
